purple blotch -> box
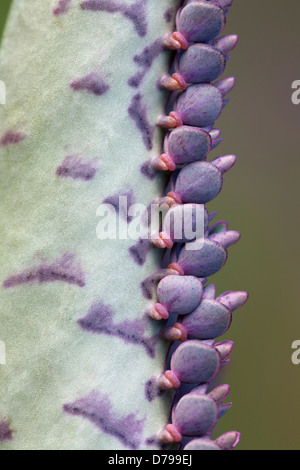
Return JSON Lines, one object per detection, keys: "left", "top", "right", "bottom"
{"left": 128, "top": 39, "right": 163, "bottom": 88}
{"left": 146, "top": 436, "right": 168, "bottom": 449}
{"left": 64, "top": 391, "right": 145, "bottom": 449}
{"left": 70, "top": 72, "right": 110, "bottom": 96}
{"left": 145, "top": 378, "right": 163, "bottom": 402}
{"left": 56, "top": 155, "right": 98, "bottom": 181}
{"left": 140, "top": 274, "right": 157, "bottom": 300}
{"left": 128, "top": 93, "right": 155, "bottom": 151}
{"left": 53, "top": 0, "right": 72, "bottom": 15}
{"left": 164, "top": 6, "right": 175, "bottom": 23}
{"left": 0, "top": 130, "right": 27, "bottom": 147}
{"left": 103, "top": 189, "right": 135, "bottom": 223}
{"left": 0, "top": 420, "right": 13, "bottom": 442}
{"left": 78, "top": 301, "right": 156, "bottom": 357}
{"left": 3, "top": 253, "right": 85, "bottom": 289}
{"left": 128, "top": 71, "right": 145, "bottom": 89}
{"left": 80, "top": 0, "right": 148, "bottom": 37}
{"left": 140, "top": 160, "right": 157, "bottom": 180}
{"left": 129, "top": 238, "right": 152, "bottom": 266}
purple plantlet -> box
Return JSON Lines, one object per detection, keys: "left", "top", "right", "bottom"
{"left": 147, "top": 275, "right": 203, "bottom": 321}
{"left": 159, "top": 384, "right": 230, "bottom": 443}
{"left": 158, "top": 340, "right": 228, "bottom": 390}
{"left": 64, "top": 391, "right": 145, "bottom": 449}
{"left": 152, "top": 126, "right": 212, "bottom": 171}
{"left": 169, "top": 44, "right": 226, "bottom": 88}
{"left": 128, "top": 93, "right": 155, "bottom": 151}
{"left": 165, "top": 161, "right": 224, "bottom": 205}
{"left": 78, "top": 301, "right": 156, "bottom": 357}
{"left": 167, "top": 240, "right": 225, "bottom": 278}
{"left": 70, "top": 71, "right": 110, "bottom": 96}
{"left": 162, "top": 288, "right": 248, "bottom": 342}
{"left": 158, "top": 84, "right": 223, "bottom": 129}
{"left": 56, "top": 155, "right": 98, "bottom": 180}
{"left": 53, "top": 0, "right": 72, "bottom": 16}
{"left": 2, "top": 253, "right": 85, "bottom": 289}
{"left": 151, "top": 204, "right": 208, "bottom": 250}
{"left": 156, "top": 156, "right": 235, "bottom": 207}
{"left": 164, "top": 299, "right": 232, "bottom": 341}
{"left": 0, "top": 420, "right": 13, "bottom": 442}
{"left": 0, "top": 130, "right": 27, "bottom": 147}
{"left": 140, "top": 266, "right": 180, "bottom": 300}
{"left": 80, "top": 0, "right": 148, "bottom": 37}
{"left": 176, "top": 1, "right": 225, "bottom": 44}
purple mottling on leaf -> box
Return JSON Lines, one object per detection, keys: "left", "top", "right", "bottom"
{"left": 70, "top": 72, "right": 110, "bottom": 96}
{"left": 56, "top": 155, "right": 98, "bottom": 181}
{"left": 146, "top": 436, "right": 168, "bottom": 449}
{"left": 53, "top": 0, "right": 72, "bottom": 15}
{"left": 64, "top": 391, "right": 145, "bottom": 449}
{"left": 103, "top": 189, "right": 135, "bottom": 223}
{"left": 0, "top": 420, "right": 13, "bottom": 442}
{"left": 128, "top": 39, "right": 163, "bottom": 88}
{"left": 80, "top": 0, "right": 148, "bottom": 37}
{"left": 164, "top": 6, "right": 175, "bottom": 23}
{"left": 140, "top": 274, "right": 157, "bottom": 300}
{"left": 129, "top": 238, "right": 152, "bottom": 266}
{"left": 2, "top": 253, "right": 85, "bottom": 289}
{"left": 78, "top": 301, "right": 156, "bottom": 357}
{"left": 128, "top": 93, "right": 155, "bottom": 151}
{"left": 133, "top": 39, "right": 163, "bottom": 68}
{"left": 0, "top": 130, "right": 27, "bottom": 147}
{"left": 145, "top": 378, "right": 163, "bottom": 402}
{"left": 140, "top": 160, "right": 157, "bottom": 180}
{"left": 127, "top": 71, "right": 145, "bottom": 89}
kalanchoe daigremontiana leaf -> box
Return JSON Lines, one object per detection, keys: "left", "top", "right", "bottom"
{"left": 0, "top": 0, "right": 247, "bottom": 450}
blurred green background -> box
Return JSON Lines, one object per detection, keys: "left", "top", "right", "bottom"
{"left": 0, "top": 0, "right": 299, "bottom": 450}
